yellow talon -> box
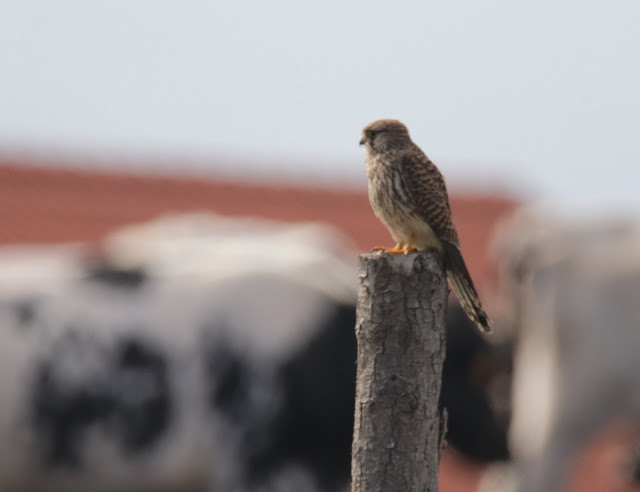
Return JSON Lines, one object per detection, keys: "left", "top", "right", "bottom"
{"left": 372, "top": 243, "right": 405, "bottom": 254}
{"left": 402, "top": 244, "right": 417, "bottom": 254}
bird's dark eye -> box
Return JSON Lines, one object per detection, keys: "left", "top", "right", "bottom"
{"left": 368, "top": 130, "right": 377, "bottom": 138}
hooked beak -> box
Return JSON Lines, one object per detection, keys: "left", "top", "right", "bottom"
{"left": 359, "top": 134, "right": 366, "bottom": 146}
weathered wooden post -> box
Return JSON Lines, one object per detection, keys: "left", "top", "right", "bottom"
{"left": 351, "top": 251, "right": 448, "bottom": 492}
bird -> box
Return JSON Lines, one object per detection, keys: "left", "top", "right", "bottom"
{"left": 359, "top": 119, "right": 492, "bottom": 333}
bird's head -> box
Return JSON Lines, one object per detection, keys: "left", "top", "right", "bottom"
{"left": 359, "top": 119, "right": 412, "bottom": 153}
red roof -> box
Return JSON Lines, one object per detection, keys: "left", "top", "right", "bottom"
{"left": 0, "top": 158, "right": 517, "bottom": 290}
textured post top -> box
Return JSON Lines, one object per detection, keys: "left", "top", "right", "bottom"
{"left": 358, "top": 250, "right": 445, "bottom": 278}
{"left": 356, "top": 251, "right": 447, "bottom": 339}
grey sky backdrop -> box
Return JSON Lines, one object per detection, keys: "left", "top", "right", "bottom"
{"left": 1, "top": 1, "right": 639, "bottom": 216}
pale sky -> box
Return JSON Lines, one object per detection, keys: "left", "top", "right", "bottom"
{"left": 1, "top": 1, "right": 639, "bottom": 216}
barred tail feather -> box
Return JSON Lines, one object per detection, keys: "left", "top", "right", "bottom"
{"left": 442, "top": 240, "right": 492, "bottom": 333}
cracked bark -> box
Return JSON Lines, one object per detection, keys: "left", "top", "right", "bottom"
{"left": 351, "top": 251, "right": 448, "bottom": 492}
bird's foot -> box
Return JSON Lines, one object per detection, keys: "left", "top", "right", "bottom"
{"left": 402, "top": 244, "right": 417, "bottom": 254}
{"left": 371, "top": 243, "right": 405, "bottom": 254}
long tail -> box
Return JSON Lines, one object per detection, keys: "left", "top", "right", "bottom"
{"left": 442, "top": 240, "right": 492, "bottom": 333}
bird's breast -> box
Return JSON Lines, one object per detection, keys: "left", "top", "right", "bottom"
{"left": 366, "top": 155, "right": 413, "bottom": 227}
{"left": 366, "top": 155, "right": 408, "bottom": 212}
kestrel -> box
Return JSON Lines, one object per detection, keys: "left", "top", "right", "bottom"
{"left": 359, "top": 119, "right": 492, "bottom": 333}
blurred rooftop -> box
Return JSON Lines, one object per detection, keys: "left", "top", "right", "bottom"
{"left": 0, "top": 156, "right": 518, "bottom": 291}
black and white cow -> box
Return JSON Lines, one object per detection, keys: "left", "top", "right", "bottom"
{"left": 0, "top": 213, "right": 509, "bottom": 491}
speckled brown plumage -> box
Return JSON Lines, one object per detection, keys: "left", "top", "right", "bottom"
{"left": 360, "top": 119, "right": 492, "bottom": 333}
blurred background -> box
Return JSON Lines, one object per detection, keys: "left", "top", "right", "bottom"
{"left": 1, "top": 1, "right": 640, "bottom": 491}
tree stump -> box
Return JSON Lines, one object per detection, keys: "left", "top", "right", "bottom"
{"left": 351, "top": 251, "right": 448, "bottom": 492}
